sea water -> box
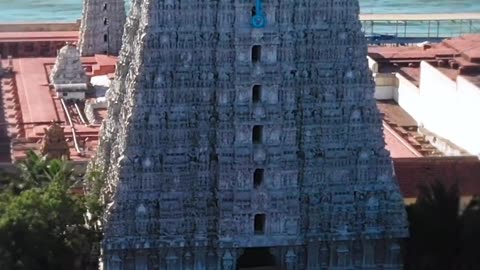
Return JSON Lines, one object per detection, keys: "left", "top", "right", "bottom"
{"left": 1, "top": 0, "right": 480, "bottom": 23}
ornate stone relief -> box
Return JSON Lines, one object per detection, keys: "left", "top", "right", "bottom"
{"left": 93, "top": 0, "right": 409, "bottom": 269}
{"left": 40, "top": 121, "right": 70, "bottom": 160}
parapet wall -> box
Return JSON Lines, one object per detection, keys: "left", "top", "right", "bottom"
{"left": 0, "top": 22, "right": 80, "bottom": 58}
{"left": 0, "top": 21, "right": 80, "bottom": 32}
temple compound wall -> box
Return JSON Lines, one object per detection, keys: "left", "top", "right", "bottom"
{"left": 93, "top": 0, "right": 409, "bottom": 269}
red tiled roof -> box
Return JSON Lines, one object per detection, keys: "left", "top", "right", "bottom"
{"left": 369, "top": 34, "right": 480, "bottom": 87}
{"left": 443, "top": 34, "right": 480, "bottom": 63}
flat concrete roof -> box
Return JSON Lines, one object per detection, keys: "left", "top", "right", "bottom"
{"left": 0, "top": 31, "right": 78, "bottom": 42}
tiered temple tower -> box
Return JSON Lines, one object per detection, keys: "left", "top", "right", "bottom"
{"left": 94, "top": 0, "right": 408, "bottom": 269}
{"left": 50, "top": 43, "right": 87, "bottom": 85}
{"left": 78, "top": 0, "right": 126, "bottom": 56}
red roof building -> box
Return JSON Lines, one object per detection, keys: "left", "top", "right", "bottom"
{"left": 368, "top": 34, "right": 480, "bottom": 157}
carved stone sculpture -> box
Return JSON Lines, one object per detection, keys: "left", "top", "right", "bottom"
{"left": 40, "top": 121, "right": 70, "bottom": 160}
{"left": 93, "top": 0, "right": 408, "bottom": 269}
{"left": 50, "top": 43, "right": 87, "bottom": 85}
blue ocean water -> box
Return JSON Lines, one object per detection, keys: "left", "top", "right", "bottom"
{"left": 0, "top": 0, "right": 480, "bottom": 23}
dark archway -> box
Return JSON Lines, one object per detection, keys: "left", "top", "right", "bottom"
{"left": 236, "top": 248, "right": 277, "bottom": 270}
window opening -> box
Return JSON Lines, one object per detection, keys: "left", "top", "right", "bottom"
{"left": 104, "top": 34, "right": 108, "bottom": 42}
{"left": 254, "top": 214, "right": 266, "bottom": 234}
{"left": 254, "top": 169, "right": 264, "bottom": 188}
{"left": 252, "top": 45, "right": 261, "bottom": 63}
{"left": 103, "top": 3, "right": 108, "bottom": 11}
{"left": 252, "top": 85, "right": 262, "bottom": 103}
{"left": 252, "top": 125, "right": 263, "bottom": 144}
{"left": 103, "top": 18, "right": 108, "bottom": 26}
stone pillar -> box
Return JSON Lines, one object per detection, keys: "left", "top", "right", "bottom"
{"left": 336, "top": 243, "right": 350, "bottom": 268}
{"left": 207, "top": 250, "right": 217, "bottom": 270}
{"left": 306, "top": 242, "right": 319, "bottom": 270}
{"left": 135, "top": 251, "right": 148, "bottom": 270}
{"left": 363, "top": 241, "right": 375, "bottom": 268}
{"left": 385, "top": 241, "right": 402, "bottom": 270}
{"left": 106, "top": 253, "right": 122, "bottom": 270}
{"left": 222, "top": 250, "right": 234, "bottom": 270}
{"left": 319, "top": 243, "right": 329, "bottom": 268}
{"left": 184, "top": 251, "right": 193, "bottom": 270}
{"left": 165, "top": 250, "right": 178, "bottom": 270}
{"left": 194, "top": 248, "right": 207, "bottom": 270}
{"left": 285, "top": 249, "right": 296, "bottom": 270}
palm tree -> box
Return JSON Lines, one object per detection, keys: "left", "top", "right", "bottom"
{"left": 459, "top": 196, "right": 480, "bottom": 270}
{"left": 12, "top": 150, "right": 74, "bottom": 193}
{"left": 404, "top": 180, "right": 461, "bottom": 270}
{"left": 14, "top": 150, "right": 49, "bottom": 191}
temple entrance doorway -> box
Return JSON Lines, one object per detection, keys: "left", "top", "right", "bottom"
{"left": 236, "top": 247, "right": 279, "bottom": 270}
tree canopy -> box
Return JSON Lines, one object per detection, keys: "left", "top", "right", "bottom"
{"left": 0, "top": 151, "right": 101, "bottom": 270}
{"left": 405, "top": 180, "right": 480, "bottom": 270}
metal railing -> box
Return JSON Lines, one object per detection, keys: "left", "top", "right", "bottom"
{"left": 360, "top": 13, "right": 480, "bottom": 45}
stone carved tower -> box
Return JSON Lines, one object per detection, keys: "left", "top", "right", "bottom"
{"left": 50, "top": 43, "right": 87, "bottom": 85}
{"left": 94, "top": 0, "right": 408, "bottom": 269}
{"left": 78, "top": 0, "right": 126, "bottom": 56}
{"left": 40, "top": 122, "right": 70, "bottom": 160}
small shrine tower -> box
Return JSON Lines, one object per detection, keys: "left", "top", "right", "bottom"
{"left": 50, "top": 43, "right": 88, "bottom": 100}
{"left": 40, "top": 121, "right": 70, "bottom": 160}
{"left": 78, "top": 0, "right": 126, "bottom": 56}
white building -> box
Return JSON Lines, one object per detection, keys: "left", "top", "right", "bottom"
{"left": 369, "top": 35, "right": 480, "bottom": 156}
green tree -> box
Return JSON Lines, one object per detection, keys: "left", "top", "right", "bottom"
{"left": 0, "top": 154, "right": 100, "bottom": 270}
{"left": 8, "top": 150, "right": 74, "bottom": 195}
{"left": 459, "top": 196, "right": 480, "bottom": 270}
{"left": 84, "top": 163, "right": 105, "bottom": 232}
{"left": 405, "top": 180, "right": 480, "bottom": 270}
{"left": 404, "top": 180, "right": 461, "bottom": 270}
{"left": 14, "top": 150, "right": 50, "bottom": 192}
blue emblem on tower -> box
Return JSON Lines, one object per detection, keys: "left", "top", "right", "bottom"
{"left": 251, "top": 0, "right": 266, "bottom": 28}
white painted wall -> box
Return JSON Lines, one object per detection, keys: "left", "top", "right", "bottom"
{"left": 395, "top": 73, "right": 421, "bottom": 125}
{"left": 373, "top": 73, "right": 397, "bottom": 100}
{"left": 369, "top": 59, "right": 480, "bottom": 156}
{"left": 369, "top": 56, "right": 397, "bottom": 100}
{"left": 454, "top": 76, "right": 480, "bottom": 155}
{"left": 58, "top": 91, "right": 85, "bottom": 100}
{"left": 418, "top": 61, "right": 480, "bottom": 155}
{"left": 367, "top": 56, "right": 378, "bottom": 73}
